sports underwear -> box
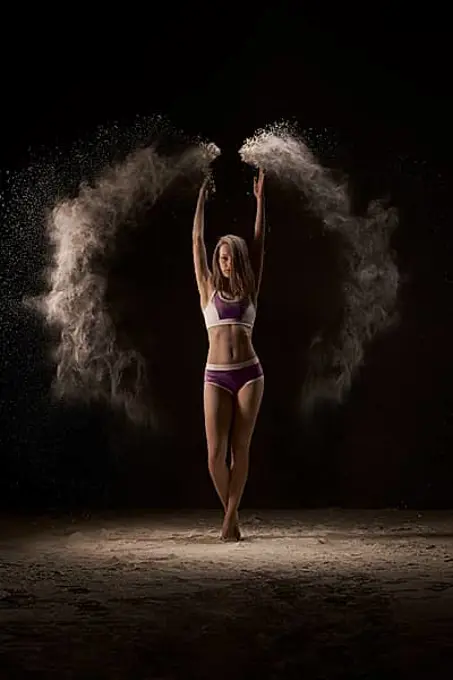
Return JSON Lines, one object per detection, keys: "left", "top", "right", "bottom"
{"left": 204, "top": 356, "right": 264, "bottom": 396}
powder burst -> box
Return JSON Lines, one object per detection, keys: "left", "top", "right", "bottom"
{"left": 240, "top": 124, "right": 399, "bottom": 412}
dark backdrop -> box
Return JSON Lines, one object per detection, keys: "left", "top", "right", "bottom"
{"left": 1, "top": 10, "right": 452, "bottom": 511}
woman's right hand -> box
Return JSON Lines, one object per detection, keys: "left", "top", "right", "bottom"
{"left": 198, "top": 176, "right": 210, "bottom": 202}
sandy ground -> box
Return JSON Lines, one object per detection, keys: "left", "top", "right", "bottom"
{"left": 1, "top": 509, "right": 453, "bottom": 679}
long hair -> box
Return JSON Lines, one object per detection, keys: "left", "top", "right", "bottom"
{"left": 212, "top": 234, "right": 256, "bottom": 300}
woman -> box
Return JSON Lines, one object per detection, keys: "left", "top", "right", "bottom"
{"left": 192, "top": 169, "right": 265, "bottom": 540}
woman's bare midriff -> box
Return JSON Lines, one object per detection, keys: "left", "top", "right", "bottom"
{"left": 206, "top": 325, "right": 257, "bottom": 365}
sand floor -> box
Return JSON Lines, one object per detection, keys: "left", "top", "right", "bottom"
{"left": 1, "top": 509, "right": 453, "bottom": 678}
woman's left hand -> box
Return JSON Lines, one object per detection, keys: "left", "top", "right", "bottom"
{"left": 253, "top": 168, "right": 265, "bottom": 200}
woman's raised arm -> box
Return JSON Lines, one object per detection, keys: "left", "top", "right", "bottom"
{"left": 252, "top": 168, "right": 265, "bottom": 299}
{"left": 192, "top": 178, "right": 212, "bottom": 306}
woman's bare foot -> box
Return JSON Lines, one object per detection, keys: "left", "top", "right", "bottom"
{"left": 221, "top": 512, "right": 241, "bottom": 542}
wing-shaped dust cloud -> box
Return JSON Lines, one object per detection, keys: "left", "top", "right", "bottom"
{"left": 26, "top": 140, "right": 220, "bottom": 428}
{"left": 239, "top": 124, "right": 399, "bottom": 413}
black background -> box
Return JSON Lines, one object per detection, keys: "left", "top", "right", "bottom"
{"left": 1, "top": 9, "right": 452, "bottom": 511}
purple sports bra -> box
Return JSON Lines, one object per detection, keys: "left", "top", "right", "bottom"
{"left": 203, "top": 290, "right": 256, "bottom": 330}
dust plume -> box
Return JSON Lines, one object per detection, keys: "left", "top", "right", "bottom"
{"left": 26, "top": 138, "right": 220, "bottom": 427}
{"left": 240, "top": 124, "right": 399, "bottom": 412}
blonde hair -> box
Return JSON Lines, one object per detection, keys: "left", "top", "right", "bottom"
{"left": 212, "top": 234, "right": 256, "bottom": 301}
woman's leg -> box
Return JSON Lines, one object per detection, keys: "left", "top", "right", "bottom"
{"left": 224, "top": 376, "right": 264, "bottom": 538}
{"left": 204, "top": 382, "right": 233, "bottom": 518}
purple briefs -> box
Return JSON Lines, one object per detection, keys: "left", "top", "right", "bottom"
{"left": 204, "top": 356, "right": 264, "bottom": 396}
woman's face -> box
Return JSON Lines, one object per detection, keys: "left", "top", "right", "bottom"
{"left": 218, "top": 243, "right": 232, "bottom": 278}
